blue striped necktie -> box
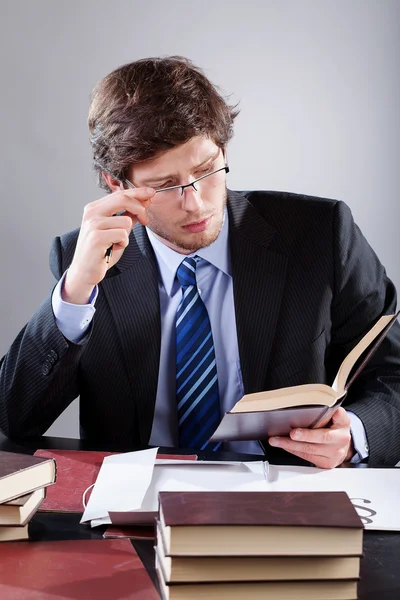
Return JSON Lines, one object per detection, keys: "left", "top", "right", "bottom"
{"left": 175, "top": 256, "right": 221, "bottom": 451}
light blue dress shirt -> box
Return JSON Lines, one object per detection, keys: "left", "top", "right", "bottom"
{"left": 52, "top": 213, "right": 368, "bottom": 460}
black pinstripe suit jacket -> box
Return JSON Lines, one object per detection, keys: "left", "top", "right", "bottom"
{"left": 1, "top": 190, "right": 400, "bottom": 465}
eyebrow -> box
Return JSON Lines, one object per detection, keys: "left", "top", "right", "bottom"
{"left": 140, "top": 149, "right": 221, "bottom": 187}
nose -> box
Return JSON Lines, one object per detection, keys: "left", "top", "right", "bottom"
{"left": 180, "top": 184, "right": 203, "bottom": 211}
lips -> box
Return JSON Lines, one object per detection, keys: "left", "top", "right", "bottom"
{"left": 182, "top": 217, "right": 211, "bottom": 233}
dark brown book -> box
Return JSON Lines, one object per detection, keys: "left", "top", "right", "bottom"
{"left": 155, "top": 520, "right": 360, "bottom": 582}
{"left": 0, "top": 487, "right": 45, "bottom": 526}
{"left": 0, "top": 451, "right": 56, "bottom": 504}
{"left": 211, "top": 312, "right": 399, "bottom": 440}
{"left": 156, "top": 567, "right": 358, "bottom": 600}
{"left": 0, "top": 538, "right": 159, "bottom": 599}
{"left": 158, "top": 491, "right": 363, "bottom": 556}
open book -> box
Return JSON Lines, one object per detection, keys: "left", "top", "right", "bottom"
{"left": 210, "top": 312, "right": 399, "bottom": 442}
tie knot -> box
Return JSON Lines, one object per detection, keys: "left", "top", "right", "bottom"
{"left": 176, "top": 256, "right": 199, "bottom": 288}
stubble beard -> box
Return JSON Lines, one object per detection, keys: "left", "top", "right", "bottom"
{"left": 147, "top": 188, "right": 227, "bottom": 253}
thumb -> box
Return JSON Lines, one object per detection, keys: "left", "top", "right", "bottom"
{"left": 331, "top": 407, "right": 351, "bottom": 428}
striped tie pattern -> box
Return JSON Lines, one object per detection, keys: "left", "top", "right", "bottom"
{"left": 176, "top": 256, "right": 221, "bottom": 451}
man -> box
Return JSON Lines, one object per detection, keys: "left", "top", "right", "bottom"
{"left": 1, "top": 56, "right": 399, "bottom": 467}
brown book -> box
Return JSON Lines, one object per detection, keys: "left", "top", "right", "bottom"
{"left": 0, "top": 538, "right": 159, "bottom": 599}
{"left": 0, "top": 488, "right": 45, "bottom": 526}
{"left": 155, "top": 521, "right": 360, "bottom": 582}
{"left": 0, "top": 451, "right": 56, "bottom": 504}
{"left": 211, "top": 312, "right": 399, "bottom": 441}
{"left": 158, "top": 491, "right": 363, "bottom": 557}
{"left": 156, "top": 567, "right": 358, "bottom": 600}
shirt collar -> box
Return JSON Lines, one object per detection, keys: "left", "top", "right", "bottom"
{"left": 146, "top": 210, "right": 231, "bottom": 297}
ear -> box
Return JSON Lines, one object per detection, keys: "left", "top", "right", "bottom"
{"left": 103, "top": 171, "right": 124, "bottom": 192}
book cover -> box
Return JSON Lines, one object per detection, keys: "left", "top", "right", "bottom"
{"left": 158, "top": 491, "right": 363, "bottom": 557}
{"left": 211, "top": 312, "right": 399, "bottom": 441}
{"left": 0, "top": 451, "right": 56, "bottom": 504}
{"left": 159, "top": 490, "right": 363, "bottom": 528}
{"left": 0, "top": 538, "right": 159, "bottom": 599}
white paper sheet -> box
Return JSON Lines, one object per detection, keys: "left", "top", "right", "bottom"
{"left": 80, "top": 447, "right": 159, "bottom": 523}
{"left": 81, "top": 449, "right": 270, "bottom": 527}
{"left": 81, "top": 448, "right": 400, "bottom": 531}
{"left": 267, "top": 467, "right": 400, "bottom": 530}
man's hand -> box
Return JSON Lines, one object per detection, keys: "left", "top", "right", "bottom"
{"left": 63, "top": 187, "right": 155, "bottom": 304}
{"left": 269, "top": 407, "right": 354, "bottom": 468}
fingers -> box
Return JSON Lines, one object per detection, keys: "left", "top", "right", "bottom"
{"left": 331, "top": 407, "right": 351, "bottom": 428}
{"left": 86, "top": 187, "right": 155, "bottom": 218}
{"left": 269, "top": 435, "right": 350, "bottom": 468}
{"left": 269, "top": 407, "right": 352, "bottom": 468}
{"left": 88, "top": 228, "right": 130, "bottom": 251}
{"left": 88, "top": 215, "right": 133, "bottom": 233}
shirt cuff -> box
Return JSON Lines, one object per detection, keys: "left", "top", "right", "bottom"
{"left": 347, "top": 411, "right": 369, "bottom": 463}
{"left": 51, "top": 271, "right": 98, "bottom": 344}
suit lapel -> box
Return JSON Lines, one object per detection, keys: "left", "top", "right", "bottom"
{"left": 228, "top": 190, "right": 288, "bottom": 394}
{"left": 100, "top": 191, "right": 287, "bottom": 440}
{"left": 101, "top": 224, "right": 161, "bottom": 444}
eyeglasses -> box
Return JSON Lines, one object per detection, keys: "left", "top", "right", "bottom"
{"left": 124, "top": 164, "right": 229, "bottom": 203}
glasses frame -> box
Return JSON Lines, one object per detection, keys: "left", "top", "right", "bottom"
{"left": 124, "top": 165, "right": 229, "bottom": 196}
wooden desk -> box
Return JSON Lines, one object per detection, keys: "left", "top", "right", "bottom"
{"left": 1, "top": 432, "right": 399, "bottom": 599}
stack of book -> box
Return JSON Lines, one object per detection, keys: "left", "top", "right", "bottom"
{"left": 156, "top": 490, "right": 363, "bottom": 600}
{"left": 0, "top": 451, "right": 56, "bottom": 542}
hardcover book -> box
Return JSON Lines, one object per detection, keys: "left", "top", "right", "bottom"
{"left": 158, "top": 490, "right": 363, "bottom": 556}
{"left": 156, "top": 568, "right": 358, "bottom": 600}
{"left": 0, "top": 487, "right": 45, "bottom": 526}
{"left": 0, "top": 451, "right": 56, "bottom": 504}
{"left": 0, "top": 524, "right": 29, "bottom": 542}
{"left": 155, "top": 520, "right": 361, "bottom": 582}
{"left": 211, "top": 312, "right": 399, "bottom": 441}
{"left": 0, "top": 538, "right": 159, "bottom": 599}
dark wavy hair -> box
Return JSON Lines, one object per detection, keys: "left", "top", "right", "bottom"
{"left": 88, "top": 56, "right": 239, "bottom": 191}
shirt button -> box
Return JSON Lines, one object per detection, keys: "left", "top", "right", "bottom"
{"left": 80, "top": 318, "right": 90, "bottom": 328}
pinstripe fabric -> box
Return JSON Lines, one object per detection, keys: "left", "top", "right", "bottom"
{"left": 175, "top": 257, "right": 221, "bottom": 451}
{"left": 1, "top": 190, "right": 399, "bottom": 465}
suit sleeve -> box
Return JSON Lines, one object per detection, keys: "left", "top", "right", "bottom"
{"left": 330, "top": 201, "right": 400, "bottom": 465}
{"left": 0, "top": 236, "right": 87, "bottom": 438}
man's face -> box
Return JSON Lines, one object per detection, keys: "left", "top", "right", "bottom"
{"left": 127, "top": 136, "right": 227, "bottom": 254}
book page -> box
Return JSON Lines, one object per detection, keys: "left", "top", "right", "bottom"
{"left": 231, "top": 384, "right": 338, "bottom": 413}
{"left": 332, "top": 313, "right": 398, "bottom": 393}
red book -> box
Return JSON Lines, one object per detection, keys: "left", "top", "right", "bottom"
{"left": 34, "top": 449, "right": 196, "bottom": 513}
{"left": 104, "top": 525, "right": 155, "bottom": 540}
{"left": 0, "top": 538, "right": 158, "bottom": 599}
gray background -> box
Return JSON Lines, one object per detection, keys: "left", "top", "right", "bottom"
{"left": 0, "top": 0, "right": 399, "bottom": 439}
